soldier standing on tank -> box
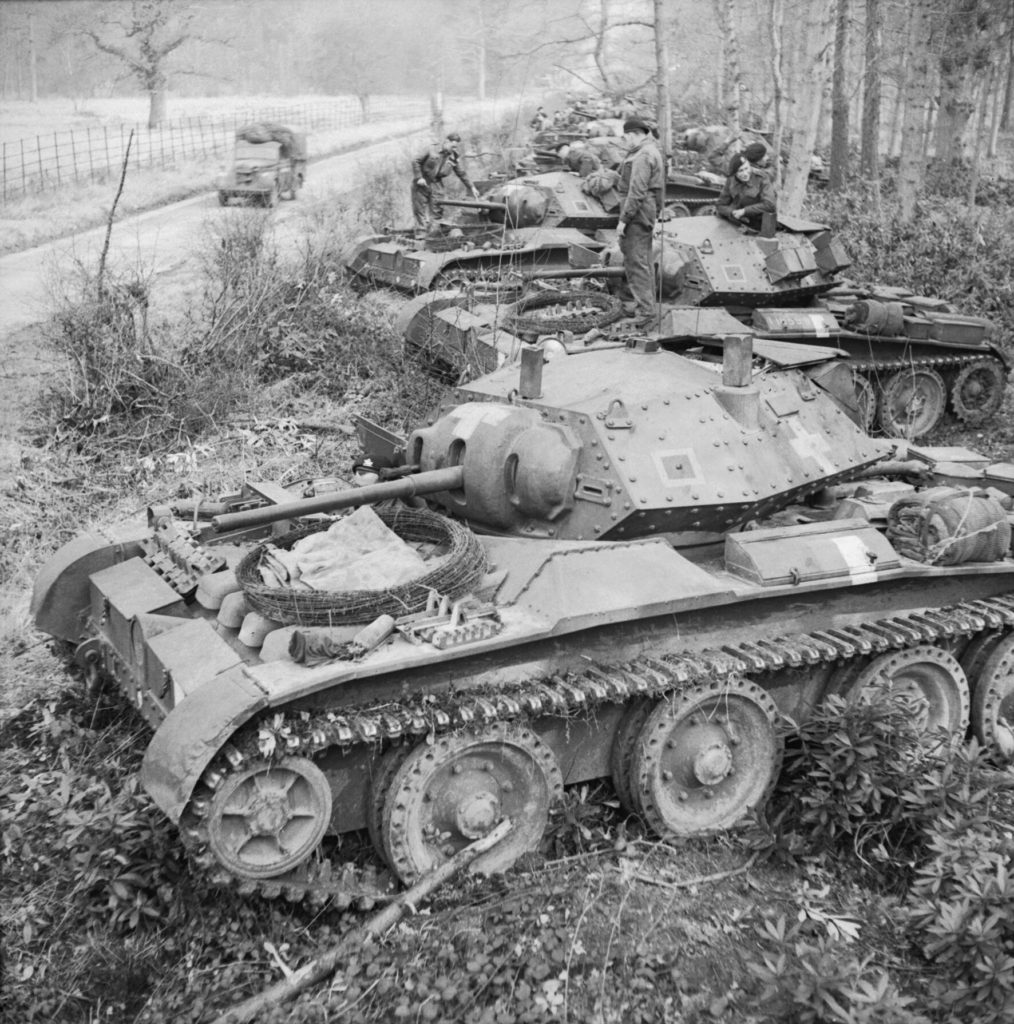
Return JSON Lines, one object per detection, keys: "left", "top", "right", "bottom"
{"left": 616, "top": 118, "right": 664, "bottom": 327}
{"left": 412, "top": 132, "right": 479, "bottom": 235}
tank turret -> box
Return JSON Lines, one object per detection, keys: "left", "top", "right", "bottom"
{"left": 201, "top": 337, "right": 888, "bottom": 548}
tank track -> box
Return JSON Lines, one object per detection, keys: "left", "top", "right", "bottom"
{"left": 180, "top": 594, "right": 1014, "bottom": 907}
{"left": 851, "top": 352, "right": 1006, "bottom": 375}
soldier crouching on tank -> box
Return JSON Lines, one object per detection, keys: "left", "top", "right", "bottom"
{"left": 412, "top": 132, "right": 479, "bottom": 235}
{"left": 616, "top": 118, "right": 664, "bottom": 328}
{"left": 717, "top": 152, "right": 777, "bottom": 231}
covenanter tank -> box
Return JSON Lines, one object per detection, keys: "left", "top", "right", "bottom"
{"left": 409, "top": 213, "right": 1010, "bottom": 438}
{"left": 342, "top": 171, "right": 620, "bottom": 294}
{"left": 32, "top": 337, "right": 1014, "bottom": 905}
{"left": 652, "top": 213, "right": 1010, "bottom": 436}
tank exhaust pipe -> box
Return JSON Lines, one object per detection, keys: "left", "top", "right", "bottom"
{"left": 716, "top": 334, "right": 760, "bottom": 429}
{"left": 722, "top": 334, "right": 753, "bottom": 387}
{"left": 520, "top": 344, "right": 544, "bottom": 399}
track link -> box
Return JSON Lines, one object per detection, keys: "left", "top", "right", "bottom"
{"left": 181, "top": 594, "right": 1014, "bottom": 906}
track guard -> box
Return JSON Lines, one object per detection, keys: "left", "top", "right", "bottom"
{"left": 141, "top": 666, "right": 269, "bottom": 823}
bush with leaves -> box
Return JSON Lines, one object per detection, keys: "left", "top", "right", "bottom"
{"left": 904, "top": 798, "right": 1014, "bottom": 1022}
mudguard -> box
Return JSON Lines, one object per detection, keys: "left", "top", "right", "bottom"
{"left": 31, "top": 524, "right": 149, "bottom": 642}
{"left": 141, "top": 665, "right": 269, "bottom": 822}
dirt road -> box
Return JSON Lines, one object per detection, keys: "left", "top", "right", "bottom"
{"left": 0, "top": 128, "right": 427, "bottom": 447}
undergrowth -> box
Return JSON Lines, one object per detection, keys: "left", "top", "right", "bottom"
{"left": 3, "top": 686, "right": 1013, "bottom": 1023}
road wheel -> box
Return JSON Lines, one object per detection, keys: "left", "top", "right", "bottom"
{"left": 877, "top": 367, "right": 946, "bottom": 439}
{"left": 838, "top": 645, "right": 969, "bottom": 743}
{"left": 631, "top": 678, "right": 781, "bottom": 837}
{"left": 379, "top": 722, "right": 562, "bottom": 884}
{"left": 949, "top": 359, "right": 1007, "bottom": 425}
{"left": 217, "top": 191, "right": 229, "bottom": 206}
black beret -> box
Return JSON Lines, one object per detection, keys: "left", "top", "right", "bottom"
{"left": 622, "top": 117, "right": 651, "bottom": 134}
{"left": 743, "top": 142, "right": 767, "bottom": 163}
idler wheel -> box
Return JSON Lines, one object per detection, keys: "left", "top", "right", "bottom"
{"left": 631, "top": 679, "right": 781, "bottom": 837}
{"left": 838, "top": 645, "right": 969, "bottom": 741}
{"left": 949, "top": 359, "right": 1007, "bottom": 425}
{"left": 970, "top": 634, "right": 1014, "bottom": 761}
{"left": 206, "top": 756, "right": 332, "bottom": 879}
{"left": 877, "top": 367, "right": 946, "bottom": 439}
{"left": 380, "top": 723, "right": 563, "bottom": 884}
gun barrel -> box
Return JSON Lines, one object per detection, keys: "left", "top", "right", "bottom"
{"left": 439, "top": 199, "right": 509, "bottom": 212}
{"left": 211, "top": 466, "right": 466, "bottom": 532}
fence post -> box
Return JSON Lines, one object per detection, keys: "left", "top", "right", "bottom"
{"left": 21, "top": 138, "right": 27, "bottom": 197}
{"left": 70, "top": 127, "right": 79, "bottom": 183}
{"left": 53, "top": 132, "right": 61, "bottom": 186}
{"left": 36, "top": 135, "right": 43, "bottom": 192}
{"left": 87, "top": 125, "right": 95, "bottom": 181}
{"left": 136, "top": 123, "right": 142, "bottom": 170}
{"left": 104, "top": 125, "right": 110, "bottom": 179}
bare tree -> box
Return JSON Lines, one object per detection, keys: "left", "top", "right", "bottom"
{"left": 828, "top": 0, "right": 851, "bottom": 191}
{"left": 780, "top": 0, "right": 836, "bottom": 216}
{"left": 78, "top": 0, "right": 198, "bottom": 127}
{"left": 897, "top": 0, "right": 936, "bottom": 221}
{"left": 933, "top": 0, "right": 1006, "bottom": 162}
{"left": 860, "top": 0, "right": 882, "bottom": 193}
{"left": 713, "top": 0, "right": 742, "bottom": 134}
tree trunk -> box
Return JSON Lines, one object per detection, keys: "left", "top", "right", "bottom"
{"left": 653, "top": 0, "right": 673, "bottom": 157}
{"left": 148, "top": 86, "right": 167, "bottom": 129}
{"left": 714, "top": 0, "right": 742, "bottom": 134}
{"left": 828, "top": 0, "right": 850, "bottom": 191}
{"left": 860, "top": 0, "right": 881, "bottom": 184}
{"left": 967, "top": 73, "right": 991, "bottom": 211}
{"left": 768, "top": 0, "right": 785, "bottom": 192}
{"left": 1002, "top": 28, "right": 1013, "bottom": 130}
{"left": 898, "top": 0, "right": 933, "bottom": 222}
{"left": 27, "top": 10, "right": 38, "bottom": 103}
{"left": 781, "top": 0, "right": 835, "bottom": 216}
{"left": 475, "top": 0, "right": 486, "bottom": 101}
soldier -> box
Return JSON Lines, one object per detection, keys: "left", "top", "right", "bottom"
{"left": 681, "top": 125, "right": 740, "bottom": 177}
{"left": 717, "top": 152, "right": 777, "bottom": 230}
{"left": 411, "top": 132, "right": 479, "bottom": 234}
{"left": 616, "top": 118, "right": 664, "bottom": 327}
{"left": 557, "top": 141, "right": 602, "bottom": 178}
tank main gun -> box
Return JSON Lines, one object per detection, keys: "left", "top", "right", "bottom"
{"left": 211, "top": 466, "right": 465, "bottom": 533}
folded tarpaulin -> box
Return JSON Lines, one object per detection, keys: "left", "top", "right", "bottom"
{"left": 886, "top": 488, "right": 1010, "bottom": 565}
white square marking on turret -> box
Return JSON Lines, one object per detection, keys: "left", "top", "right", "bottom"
{"left": 652, "top": 448, "right": 705, "bottom": 487}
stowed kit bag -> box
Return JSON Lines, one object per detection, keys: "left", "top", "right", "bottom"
{"left": 886, "top": 488, "right": 1011, "bottom": 565}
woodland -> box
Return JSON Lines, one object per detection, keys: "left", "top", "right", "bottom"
{"left": 2, "top": 1, "right": 1014, "bottom": 1023}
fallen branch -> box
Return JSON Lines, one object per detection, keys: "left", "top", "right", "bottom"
{"left": 632, "top": 850, "right": 760, "bottom": 891}
{"left": 210, "top": 818, "right": 512, "bottom": 1024}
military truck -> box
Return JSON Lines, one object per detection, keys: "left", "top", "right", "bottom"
{"left": 216, "top": 123, "right": 307, "bottom": 207}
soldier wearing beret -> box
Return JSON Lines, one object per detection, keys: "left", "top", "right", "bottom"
{"left": 616, "top": 117, "right": 664, "bottom": 327}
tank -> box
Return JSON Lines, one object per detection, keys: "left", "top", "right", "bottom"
{"left": 404, "top": 212, "right": 1010, "bottom": 438}
{"left": 342, "top": 171, "right": 621, "bottom": 294}
{"left": 342, "top": 170, "right": 722, "bottom": 295}
{"left": 32, "top": 337, "right": 1014, "bottom": 906}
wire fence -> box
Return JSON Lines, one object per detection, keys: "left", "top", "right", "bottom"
{"left": 1, "top": 96, "right": 435, "bottom": 203}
